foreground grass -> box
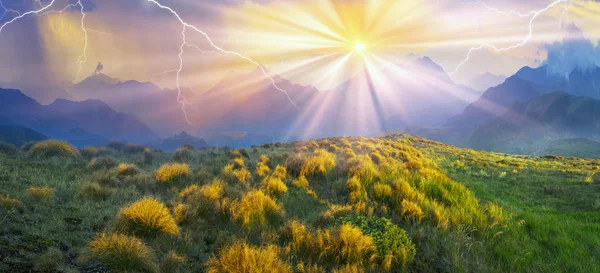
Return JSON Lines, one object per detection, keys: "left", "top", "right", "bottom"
{"left": 0, "top": 136, "right": 597, "bottom": 272}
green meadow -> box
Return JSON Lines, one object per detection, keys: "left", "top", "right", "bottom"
{"left": 0, "top": 135, "right": 598, "bottom": 272}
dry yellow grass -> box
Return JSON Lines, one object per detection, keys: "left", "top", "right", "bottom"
{"left": 206, "top": 242, "right": 292, "bottom": 273}
{"left": 0, "top": 194, "right": 21, "bottom": 209}
{"left": 116, "top": 197, "right": 180, "bottom": 237}
{"left": 87, "top": 233, "right": 159, "bottom": 273}
{"left": 118, "top": 163, "right": 138, "bottom": 176}
{"left": 261, "top": 176, "right": 288, "bottom": 198}
{"left": 231, "top": 190, "right": 284, "bottom": 229}
{"left": 155, "top": 163, "right": 189, "bottom": 183}
{"left": 401, "top": 199, "right": 425, "bottom": 222}
{"left": 27, "top": 187, "right": 56, "bottom": 201}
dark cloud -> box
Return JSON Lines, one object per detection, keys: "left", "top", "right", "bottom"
{"left": 544, "top": 24, "right": 600, "bottom": 78}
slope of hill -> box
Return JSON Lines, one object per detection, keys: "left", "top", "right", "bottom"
{"left": 468, "top": 92, "right": 600, "bottom": 154}
{"left": 0, "top": 126, "right": 48, "bottom": 146}
{"left": 468, "top": 72, "right": 507, "bottom": 92}
{"left": 0, "top": 134, "right": 598, "bottom": 273}
{"left": 0, "top": 88, "right": 157, "bottom": 145}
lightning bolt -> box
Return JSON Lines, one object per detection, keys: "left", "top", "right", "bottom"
{"left": 145, "top": 0, "right": 299, "bottom": 113}
{"left": 0, "top": 0, "right": 56, "bottom": 33}
{"left": 449, "top": 0, "right": 572, "bottom": 75}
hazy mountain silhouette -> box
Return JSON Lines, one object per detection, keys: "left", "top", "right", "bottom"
{"left": 448, "top": 65, "right": 600, "bottom": 130}
{"left": 157, "top": 131, "right": 209, "bottom": 151}
{"left": 0, "top": 126, "right": 48, "bottom": 147}
{"left": 0, "top": 88, "right": 157, "bottom": 146}
{"left": 70, "top": 74, "right": 191, "bottom": 136}
{"left": 468, "top": 92, "right": 600, "bottom": 153}
{"left": 468, "top": 72, "right": 507, "bottom": 92}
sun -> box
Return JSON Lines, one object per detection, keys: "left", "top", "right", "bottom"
{"left": 354, "top": 41, "right": 366, "bottom": 52}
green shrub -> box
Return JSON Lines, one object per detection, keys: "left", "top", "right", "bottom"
{"left": 88, "top": 156, "right": 118, "bottom": 170}
{"left": 173, "top": 147, "right": 193, "bottom": 162}
{"left": 29, "top": 140, "right": 80, "bottom": 159}
{"left": 238, "top": 148, "right": 250, "bottom": 158}
{"left": 118, "top": 163, "right": 139, "bottom": 176}
{"left": 21, "top": 141, "right": 36, "bottom": 152}
{"left": 86, "top": 233, "right": 159, "bottom": 273}
{"left": 0, "top": 141, "right": 18, "bottom": 156}
{"left": 80, "top": 146, "right": 99, "bottom": 158}
{"left": 337, "top": 214, "right": 416, "bottom": 269}
{"left": 77, "top": 182, "right": 114, "bottom": 201}
{"left": 107, "top": 141, "right": 126, "bottom": 151}
{"left": 124, "top": 143, "right": 147, "bottom": 154}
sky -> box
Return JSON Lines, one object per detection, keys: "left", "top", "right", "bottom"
{"left": 1, "top": 0, "right": 600, "bottom": 93}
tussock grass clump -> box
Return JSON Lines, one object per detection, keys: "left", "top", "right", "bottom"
{"left": 107, "top": 141, "right": 126, "bottom": 151}
{"left": 0, "top": 141, "right": 18, "bottom": 156}
{"left": 29, "top": 140, "right": 80, "bottom": 159}
{"left": 118, "top": 163, "right": 139, "bottom": 176}
{"left": 0, "top": 194, "right": 21, "bottom": 209}
{"left": 156, "top": 163, "right": 189, "bottom": 183}
{"left": 400, "top": 199, "right": 424, "bottom": 222}
{"left": 223, "top": 159, "right": 252, "bottom": 186}
{"left": 174, "top": 147, "right": 193, "bottom": 162}
{"left": 206, "top": 242, "right": 291, "bottom": 273}
{"left": 164, "top": 251, "right": 187, "bottom": 272}
{"left": 80, "top": 146, "right": 98, "bottom": 158}
{"left": 347, "top": 176, "right": 366, "bottom": 204}
{"left": 88, "top": 156, "right": 118, "bottom": 170}
{"left": 124, "top": 143, "right": 147, "bottom": 154}
{"left": 321, "top": 224, "right": 377, "bottom": 265}
{"left": 77, "top": 182, "right": 113, "bottom": 201}
{"left": 116, "top": 197, "right": 180, "bottom": 237}
{"left": 177, "top": 179, "right": 229, "bottom": 222}
{"left": 261, "top": 176, "right": 288, "bottom": 198}
{"left": 333, "top": 265, "right": 364, "bottom": 273}
{"left": 231, "top": 190, "right": 284, "bottom": 229}
{"left": 27, "top": 186, "right": 56, "bottom": 201}
{"left": 372, "top": 183, "right": 393, "bottom": 203}
{"left": 86, "top": 233, "right": 159, "bottom": 273}
{"left": 21, "top": 141, "right": 36, "bottom": 152}
{"left": 301, "top": 149, "right": 337, "bottom": 177}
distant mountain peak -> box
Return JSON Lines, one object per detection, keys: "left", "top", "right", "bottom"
{"left": 77, "top": 73, "right": 120, "bottom": 86}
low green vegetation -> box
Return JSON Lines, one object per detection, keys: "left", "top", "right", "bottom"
{"left": 0, "top": 135, "right": 598, "bottom": 272}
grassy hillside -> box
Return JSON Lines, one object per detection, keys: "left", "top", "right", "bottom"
{"left": 0, "top": 136, "right": 598, "bottom": 272}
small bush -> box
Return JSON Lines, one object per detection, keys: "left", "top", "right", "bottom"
{"left": 174, "top": 147, "right": 193, "bottom": 162}
{"left": 373, "top": 183, "right": 393, "bottom": 203}
{"left": 177, "top": 179, "right": 228, "bottom": 222}
{"left": 0, "top": 194, "right": 21, "bottom": 209}
{"left": 325, "top": 224, "right": 377, "bottom": 265}
{"left": 206, "top": 242, "right": 291, "bottom": 273}
{"left": 0, "top": 141, "right": 18, "bottom": 156}
{"left": 333, "top": 265, "right": 365, "bottom": 273}
{"left": 81, "top": 146, "right": 98, "bottom": 158}
{"left": 272, "top": 165, "right": 287, "bottom": 180}
{"left": 301, "top": 149, "right": 337, "bottom": 177}
{"left": 27, "top": 187, "right": 56, "bottom": 201}
{"left": 77, "top": 182, "right": 113, "bottom": 201}
{"left": 125, "top": 143, "right": 147, "bottom": 154}
{"left": 90, "top": 170, "right": 119, "bottom": 187}
{"left": 86, "top": 233, "right": 159, "bottom": 273}
{"left": 118, "top": 163, "right": 139, "bottom": 176}
{"left": 88, "top": 156, "right": 118, "bottom": 170}
{"left": 231, "top": 190, "right": 284, "bottom": 229}
{"left": 29, "top": 140, "right": 80, "bottom": 159}
{"left": 143, "top": 148, "right": 153, "bottom": 164}
{"left": 156, "top": 163, "right": 190, "bottom": 183}
{"left": 164, "top": 251, "right": 187, "bottom": 272}
{"left": 107, "top": 141, "right": 126, "bottom": 151}
{"left": 116, "top": 197, "right": 180, "bottom": 237}
{"left": 338, "top": 214, "right": 416, "bottom": 268}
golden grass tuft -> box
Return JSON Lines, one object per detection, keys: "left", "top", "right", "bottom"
{"left": 155, "top": 163, "right": 189, "bottom": 183}
{"left": 347, "top": 176, "right": 366, "bottom": 204}
{"left": 116, "top": 197, "right": 180, "bottom": 237}
{"left": 372, "top": 183, "right": 392, "bottom": 203}
{"left": 272, "top": 165, "right": 287, "bottom": 180}
{"left": 87, "top": 233, "right": 159, "bottom": 273}
{"left": 332, "top": 264, "right": 365, "bottom": 273}
{"left": 301, "top": 149, "right": 337, "bottom": 177}
{"left": 29, "top": 140, "right": 80, "bottom": 159}
{"left": 231, "top": 190, "right": 284, "bottom": 229}
{"left": 401, "top": 199, "right": 424, "bottom": 222}
{"left": 77, "top": 182, "right": 114, "bottom": 201}
{"left": 0, "top": 194, "right": 21, "bottom": 209}
{"left": 27, "top": 186, "right": 56, "bottom": 201}
{"left": 261, "top": 176, "right": 288, "bottom": 198}
{"left": 118, "top": 163, "right": 138, "bottom": 176}
{"left": 206, "top": 242, "right": 292, "bottom": 273}
{"left": 177, "top": 179, "right": 228, "bottom": 222}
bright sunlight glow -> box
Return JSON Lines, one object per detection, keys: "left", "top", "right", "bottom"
{"left": 354, "top": 41, "right": 365, "bottom": 52}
